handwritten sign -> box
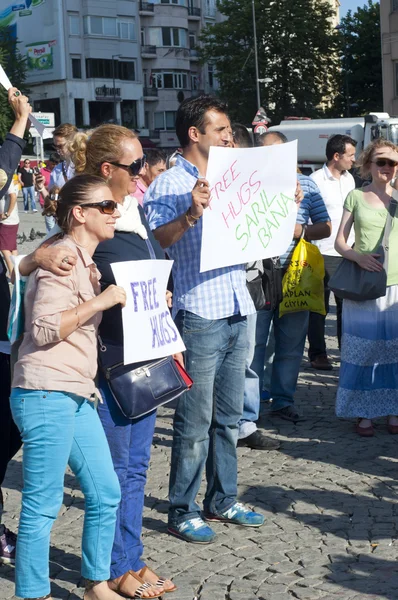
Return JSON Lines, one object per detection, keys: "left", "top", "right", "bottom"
{"left": 200, "top": 142, "right": 298, "bottom": 272}
{"left": 0, "top": 64, "right": 47, "bottom": 137}
{"left": 111, "top": 259, "right": 185, "bottom": 364}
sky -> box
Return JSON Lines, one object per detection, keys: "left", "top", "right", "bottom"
{"left": 339, "top": 0, "right": 365, "bottom": 17}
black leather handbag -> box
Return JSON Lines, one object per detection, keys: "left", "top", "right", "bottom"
{"left": 329, "top": 197, "right": 398, "bottom": 301}
{"left": 98, "top": 337, "right": 193, "bottom": 419}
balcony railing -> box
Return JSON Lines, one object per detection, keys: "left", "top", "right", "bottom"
{"left": 188, "top": 6, "right": 201, "bottom": 17}
{"left": 139, "top": 1, "right": 154, "bottom": 12}
{"left": 144, "top": 87, "right": 159, "bottom": 97}
{"left": 141, "top": 45, "right": 157, "bottom": 55}
{"left": 189, "top": 48, "right": 199, "bottom": 58}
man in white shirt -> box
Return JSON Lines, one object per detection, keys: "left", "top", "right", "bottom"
{"left": 308, "top": 134, "right": 356, "bottom": 370}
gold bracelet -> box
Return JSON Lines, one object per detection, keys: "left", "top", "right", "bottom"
{"left": 185, "top": 209, "right": 197, "bottom": 228}
{"left": 188, "top": 208, "right": 201, "bottom": 221}
{"left": 75, "top": 306, "right": 81, "bottom": 328}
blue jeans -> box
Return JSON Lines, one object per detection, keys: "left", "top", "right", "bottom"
{"left": 169, "top": 311, "right": 247, "bottom": 526}
{"left": 242, "top": 308, "right": 309, "bottom": 423}
{"left": 22, "top": 186, "right": 36, "bottom": 211}
{"left": 240, "top": 310, "right": 273, "bottom": 438}
{"left": 97, "top": 374, "right": 157, "bottom": 579}
{"left": 44, "top": 215, "right": 56, "bottom": 232}
{"left": 10, "top": 389, "right": 121, "bottom": 598}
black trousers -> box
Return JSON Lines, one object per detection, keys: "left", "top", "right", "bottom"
{"left": 0, "top": 352, "right": 21, "bottom": 488}
{"left": 308, "top": 268, "right": 343, "bottom": 361}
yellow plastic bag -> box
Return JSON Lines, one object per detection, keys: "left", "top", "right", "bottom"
{"left": 279, "top": 238, "right": 326, "bottom": 317}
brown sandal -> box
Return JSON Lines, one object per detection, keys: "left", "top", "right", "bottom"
{"left": 137, "top": 566, "right": 177, "bottom": 593}
{"left": 109, "top": 571, "right": 163, "bottom": 599}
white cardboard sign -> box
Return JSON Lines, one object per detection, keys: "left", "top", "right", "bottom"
{"left": 111, "top": 259, "right": 185, "bottom": 364}
{"left": 200, "top": 142, "right": 298, "bottom": 272}
{"left": 0, "top": 65, "right": 47, "bottom": 137}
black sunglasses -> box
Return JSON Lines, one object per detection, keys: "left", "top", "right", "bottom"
{"left": 109, "top": 155, "right": 146, "bottom": 177}
{"left": 81, "top": 200, "right": 118, "bottom": 215}
{"left": 372, "top": 159, "right": 398, "bottom": 168}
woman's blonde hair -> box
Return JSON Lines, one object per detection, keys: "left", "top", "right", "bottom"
{"left": 357, "top": 138, "right": 398, "bottom": 179}
{"left": 53, "top": 123, "right": 78, "bottom": 140}
{"left": 71, "top": 125, "right": 138, "bottom": 176}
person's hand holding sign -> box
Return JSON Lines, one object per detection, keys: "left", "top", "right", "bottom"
{"left": 186, "top": 177, "right": 210, "bottom": 227}
{"left": 9, "top": 87, "right": 32, "bottom": 139}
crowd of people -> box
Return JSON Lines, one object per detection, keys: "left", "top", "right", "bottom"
{"left": 0, "top": 88, "right": 398, "bottom": 600}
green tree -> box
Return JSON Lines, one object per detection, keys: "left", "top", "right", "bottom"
{"left": 335, "top": 1, "right": 382, "bottom": 117}
{"left": 0, "top": 29, "right": 28, "bottom": 140}
{"left": 199, "top": 0, "right": 339, "bottom": 126}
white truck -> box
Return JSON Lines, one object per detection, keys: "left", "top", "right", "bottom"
{"left": 267, "top": 113, "right": 398, "bottom": 175}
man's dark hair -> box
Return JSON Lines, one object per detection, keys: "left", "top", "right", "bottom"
{"left": 145, "top": 148, "right": 167, "bottom": 166}
{"left": 326, "top": 134, "right": 357, "bottom": 161}
{"left": 258, "top": 130, "right": 288, "bottom": 145}
{"left": 232, "top": 123, "right": 253, "bottom": 148}
{"left": 175, "top": 95, "right": 229, "bottom": 148}
{"left": 49, "top": 152, "right": 60, "bottom": 164}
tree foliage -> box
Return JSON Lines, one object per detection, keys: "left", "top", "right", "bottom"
{"left": 334, "top": 1, "right": 382, "bottom": 116}
{"left": 0, "top": 30, "right": 28, "bottom": 140}
{"left": 199, "top": 0, "right": 339, "bottom": 126}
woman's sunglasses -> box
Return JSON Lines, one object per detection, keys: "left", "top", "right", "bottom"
{"left": 109, "top": 155, "right": 146, "bottom": 177}
{"left": 372, "top": 159, "right": 398, "bottom": 168}
{"left": 81, "top": 200, "right": 118, "bottom": 215}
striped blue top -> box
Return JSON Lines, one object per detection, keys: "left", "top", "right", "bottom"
{"left": 279, "top": 174, "right": 330, "bottom": 267}
{"left": 144, "top": 155, "right": 255, "bottom": 320}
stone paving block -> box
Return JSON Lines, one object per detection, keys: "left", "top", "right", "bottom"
{"left": 3, "top": 282, "right": 398, "bottom": 600}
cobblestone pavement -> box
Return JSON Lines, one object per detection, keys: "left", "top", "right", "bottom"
{"left": 1, "top": 209, "right": 398, "bottom": 599}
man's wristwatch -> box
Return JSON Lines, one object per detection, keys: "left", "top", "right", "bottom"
{"left": 4, "top": 212, "right": 8, "bottom": 219}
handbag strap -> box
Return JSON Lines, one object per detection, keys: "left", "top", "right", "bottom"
{"left": 381, "top": 191, "right": 398, "bottom": 272}
{"left": 145, "top": 237, "right": 157, "bottom": 260}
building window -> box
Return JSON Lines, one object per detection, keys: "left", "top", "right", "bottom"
{"left": 161, "top": 27, "right": 187, "bottom": 47}
{"left": 141, "top": 27, "right": 145, "bottom": 45}
{"left": 68, "top": 13, "right": 80, "bottom": 36}
{"left": 75, "top": 99, "right": 84, "bottom": 127}
{"left": 72, "top": 57, "right": 82, "bottom": 79}
{"left": 122, "top": 100, "right": 137, "bottom": 129}
{"left": 119, "top": 61, "right": 136, "bottom": 81}
{"left": 395, "top": 63, "right": 398, "bottom": 96}
{"left": 153, "top": 71, "right": 188, "bottom": 89}
{"left": 86, "top": 58, "right": 136, "bottom": 80}
{"left": 83, "top": 16, "right": 117, "bottom": 37}
{"left": 393, "top": 0, "right": 398, "bottom": 11}
{"left": 191, "top": 74, "right": 198, "bottom": 90}
{"left": 118, "top": 18, "right": 136, "bottom": 40}
{"left": 208, "top": 63, "right": 214, "bottom": 88}
{"left": 154, "top": 111, "right": 177, "bottom": 130}
{"left": 189, "top": 32, "right": 196, "bottom": 49}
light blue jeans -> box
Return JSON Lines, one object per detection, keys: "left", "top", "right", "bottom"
{"left": 240, "top": 310, "right": 273, "bottom": 438}
{"left": 241, "top": 308, "right": 309, "bottom": 433}
{"left": 169, "top": 311, "right": 247, "bottom": 526}
{"left": 10, "top": 389, "right": 121, "bottom": 598}
{"left": 44, "top": 214, "right": 56, "bottom": 232}
{"left": 22, "top": 186, "right": 36, "bottom": 211}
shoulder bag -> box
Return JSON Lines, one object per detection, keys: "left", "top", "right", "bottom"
{"left": 329, "top": 195, "right": 398, "bottom": 301}
{"left": 97, "top": 237, "right": 193, "bottom": 419}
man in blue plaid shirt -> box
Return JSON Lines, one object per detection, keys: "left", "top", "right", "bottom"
{"left": 144, "top": 95, "right": 264, "bottom": 544}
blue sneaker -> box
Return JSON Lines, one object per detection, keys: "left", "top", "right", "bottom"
{"left": 204, "top": 502, "right": 264, "bottom": 527}
{"left": 167, "top": 517, "right": 216, "bottom": 544}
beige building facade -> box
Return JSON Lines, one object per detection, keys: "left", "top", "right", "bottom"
{"left": 140, "top": 0, "right": 221, "bottom": 147}
{"left": 381, "top": 1, "right": 398, "bottom": 115}
{"left": 16, "top": 0, "right": 220, "bottom": 149}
